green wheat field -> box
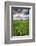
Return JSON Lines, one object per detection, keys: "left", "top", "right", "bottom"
{"left": 11, "top": 19, "right": 29, "bottom": 36}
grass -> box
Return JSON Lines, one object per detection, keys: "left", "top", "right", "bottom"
{"left": 11, "top": 19, "right": 29, "bottom": 36}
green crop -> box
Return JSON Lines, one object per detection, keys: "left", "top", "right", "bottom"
{"left": 11, "top": 19, "right": 29, "bottom": 36}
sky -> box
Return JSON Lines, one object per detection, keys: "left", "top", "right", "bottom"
{"left": 12, "top": 7, "right": 32, "bottom": 20}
